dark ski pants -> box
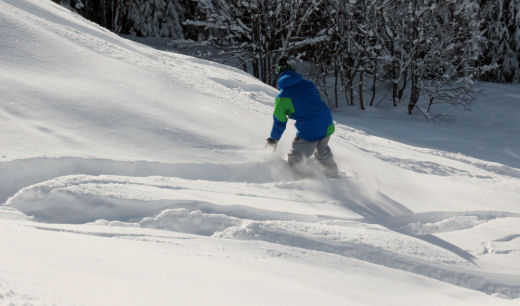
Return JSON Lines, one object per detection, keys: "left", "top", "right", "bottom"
{"left": 288, "top": 136, "right": 339, "bottom": 177}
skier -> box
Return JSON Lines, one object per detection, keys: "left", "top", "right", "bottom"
{"left": 266, "top": 57, "right": 339, "bottom": 178}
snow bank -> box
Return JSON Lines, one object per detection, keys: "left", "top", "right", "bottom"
{"left": 6, "top": 173, "right": 520, "bottom": 298}
{"left": 404, "top": 216, "right": 484, "bottom": 235}
{"left": 0, "top": 155, "right": 291, "bottom": 204}
{"left": 217, "top": 219, "right": 466, "bottom": 264}
{"left": 4, "top": 173, "right": 352, "bottom": 224}
{"left": 139, "top": 208, "right": 242, "bottom": 236}
{"left": 0, "top": 206, "right": 30, "bottom": 221}
{"left": 0, "top": 0, "right": 277, "bottom": 165}
{"left": 217, "top": 220, "right": 520, "bottom": 298}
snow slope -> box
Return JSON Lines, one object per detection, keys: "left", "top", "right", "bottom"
{"left": 1, "top": 0, "right": 520, "bottom": 305}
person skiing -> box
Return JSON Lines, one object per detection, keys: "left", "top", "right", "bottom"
{"left": 266, "top": 57, "right": 339, "bottom": 178}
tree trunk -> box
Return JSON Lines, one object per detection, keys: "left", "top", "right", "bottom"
{"left": 254, "top": 59, "right": 259, "bottom": 79}
{"left": 392, "top": 81, "right": 398, "bottom": 107}
{"left": 99, "top": 0, "right": 107, "bottom": 27}
{"left": 408, "top": 71, "right": 420, "bottom": 115}
{"left": 261, "top": 56, "right": 266, "bottom": 83}
{"left": 359, "top": 70, "right": 365, "bottom": 110}
{"left": 369, "top": 64, "right": 377, "bottom": 107}
{"left": 398, "top": 69, "right": 407, "bottom": 103}
{"left": 334, "top": 62, "right": 339, "bottom": 108}
{"left": 113, "top": 0, "right": 122, "bottom": 33}
{"left": 427, "top": 97, "right": 434, "bottom": 113}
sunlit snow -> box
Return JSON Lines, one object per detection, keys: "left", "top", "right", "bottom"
{"left": 1, "top": 0, "right": 519, "bottom": 305}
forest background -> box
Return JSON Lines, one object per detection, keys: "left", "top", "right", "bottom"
{"left": 53, "top": 0, "right": 520, "bottom": 115}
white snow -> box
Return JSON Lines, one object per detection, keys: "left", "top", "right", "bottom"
{"left": 1, "top": 0, "right": 520, "bottom": 305}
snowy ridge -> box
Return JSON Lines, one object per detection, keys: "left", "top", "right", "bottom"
{"left": 0, "top": 154, "right": 291, "bottom": 204}
{"left": 1, "top": 0, "right": 520, "bottom": 305}
{"left": 5, "top": 173, "right": 520, "bottom": 299}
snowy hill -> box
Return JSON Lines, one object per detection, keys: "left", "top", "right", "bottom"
{"left": 1, "top": 0, "right": 520, "bottom": 305}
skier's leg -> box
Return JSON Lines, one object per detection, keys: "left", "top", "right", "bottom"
{"left": 314, "top": 136, "right": 339, "bottom": 177}
{"left": 288, "top": 136, "right": 316, "bottom": 176}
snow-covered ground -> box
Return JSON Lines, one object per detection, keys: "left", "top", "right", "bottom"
{"left": 1, "top": 0, "right": 520, "bottom": 305}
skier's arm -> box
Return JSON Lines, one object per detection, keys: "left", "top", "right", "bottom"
{"left": 270, "top": 97, "right": 294, "bottom": 140}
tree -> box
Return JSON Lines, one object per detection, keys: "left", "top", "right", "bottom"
{"left": 379, "top": 0, "right": 409, "bottom": 107}
{"left": 480, "top": 0, "right": 520, "bottom": 83}
{"left": 402, "top": 0, "right": 486, "bottom": 115}
{"left": 187, "top": 0, "right": 326, "bottom": 85}
{"left": 53, "top": 0, "right": 191, "bottom": 39}
{"left": 324, "top": 0, "right": 363, "bottom": 108}
{"left": 52, "top": 0, "right": 517, "bottom": 120}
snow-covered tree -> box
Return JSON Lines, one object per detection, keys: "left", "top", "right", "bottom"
{"left": 318, "top": 0, "right": 363, "bottom": 108}
{"left": 480, "top": 0, "right": 520, "bottom": 83}
{"left": 121, "top": 0, "right": 188, "bottom": 38}
{"left": 159, "top": 1, "right": 185, "bottom": 39}
{"left": 421, "top": 1, "right": 487, "bottom": 113}
{"left": 395, "top": 0, "right": 486, "bottom": 115}
{"left": 52, "top": 0, "right": 190, "bottom": 39}
{"left": 379, "top": 1, "right": 409, "bottom": 107}
{"left": 123, "top": 0, "right": 165, "bottom": 37}
{"left": 187, "top": 0, "right": 327, "bottom": 85}
{"left": 52, "top": 0, "right": 517, "bottom": 119}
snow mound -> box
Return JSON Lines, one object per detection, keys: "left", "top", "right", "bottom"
{"left": 0, "top": 206, "right": 30, "bottom": 221}
{"left": 6, "top": 172, "right": 520, "bottom": 298}
{"left": 4, "top": 173, "right": 353, "bottom": 224}
{"left": 0, "top": 0, "right": 278, "bottom": 165}
{"left": 91, "top": 208, "right": 242, "bottom": 236}
{"left": 0, "top": 155, "right": 292, "bottom": 204}
{"left": 217, "top": 219, "right": 466, "bottom": 264}
{"left": 404, "top": 216, "right": 484, "bottom": 235}
{"left": 139, "top": 208, "right": 242, "bottom": 236}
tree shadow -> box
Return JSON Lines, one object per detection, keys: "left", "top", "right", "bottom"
{"left": 333, "top": 113, "right": 520, "bottom": 173}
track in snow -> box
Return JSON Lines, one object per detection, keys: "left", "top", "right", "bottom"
{"left": 3, "top": 161, "right": 520, "bottom": 299}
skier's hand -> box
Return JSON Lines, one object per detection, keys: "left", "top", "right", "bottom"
{"left": 265, "top": 138, "right": 278, "bottom": 152}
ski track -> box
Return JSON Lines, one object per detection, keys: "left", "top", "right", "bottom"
{"left": 3, "top": 0, "right": 277, "bottom": 115}
{"left": 0, "top": 280, "right": 36, "bottom": 306}
{"left": 3, "top": 157, "right": 520, "bottom": 298}
{"left": 2, "top": 125, "right": 520, "bottom": 299}
{"left": 335, "top": 125, "right": 520, "bottom": 179}
{"left": 0, "top": 156, "right": 292, "bottom": 204}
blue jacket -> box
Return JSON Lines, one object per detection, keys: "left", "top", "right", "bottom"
{"left": 270, "top": 70, "right": 334, "bottom": 142}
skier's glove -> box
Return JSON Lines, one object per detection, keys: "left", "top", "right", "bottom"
{"left": 265, "top": 137, "right": 278, "bottom": 152}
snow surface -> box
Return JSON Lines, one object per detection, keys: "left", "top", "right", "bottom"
{"left": 1, "top": 0, "right": 520, "bottom": 305}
